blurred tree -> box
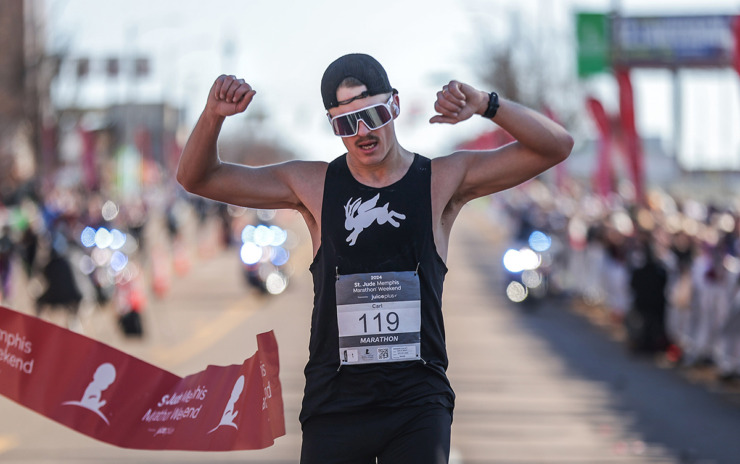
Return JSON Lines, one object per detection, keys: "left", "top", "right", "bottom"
{"left": 0, "top": 0, "right": 60, "bottom": 204}
{"left": 218, "top": 114, "right": 295, "bottom": 167}
{"left": 217, "top": 99, "right": 295, "bottom": 167}
{"left": 478, "top": 37, "right": 528, "bottom": 107}
{"left": 219, "top": 137, "right": 295, "bottom": 167}
{"left": 472, "top": 6, "right": 585, "bottom": 136}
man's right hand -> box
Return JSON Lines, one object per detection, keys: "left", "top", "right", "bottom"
{"left": 206, "top": 74, "right": 256, "bottom": 117}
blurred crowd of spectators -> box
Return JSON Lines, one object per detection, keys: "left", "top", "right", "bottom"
{"left": 0, "top": 183, "right": 230, "bottom": 334}
{"left": 496, "top": 179, "right": 740, "bottom": 384}
{"left": 5, "top": 175, "right": 740, "bottom": 386}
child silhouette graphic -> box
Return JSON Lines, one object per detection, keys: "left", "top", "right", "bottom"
{"left": 209, "top": 375, "right": 245, "bottom": 433}
{"left": 62, "top": 362, "right": 116, "bottom": 425}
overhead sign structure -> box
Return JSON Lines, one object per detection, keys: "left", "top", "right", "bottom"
{"left": 576, "top": 13, "right": 739, "bottom": 73}
{"left": 576, "top": 13, "right": 610, "bottom": 77}
{"left": 576, "top": 12, "right": 740, "bottom": 186}
{"left": 612, "top": 15, "right": 737, "bottom": 68}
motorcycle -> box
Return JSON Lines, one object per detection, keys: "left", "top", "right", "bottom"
{"left": 501, "top": 229, "right": 556, "bottom": 308}
{"left": 238, "top": 211, "right": 292, "bottom": 295}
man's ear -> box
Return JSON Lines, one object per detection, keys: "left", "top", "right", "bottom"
{"left": 392, "top": 95, "right": 400, "bottom": 116}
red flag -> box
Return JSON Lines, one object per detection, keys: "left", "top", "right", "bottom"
{"left": 134, "top": 126, "right": 152, "bottom": 161}
{"left": 0, "top": 305, "right": 285, "bottom": 450}
{"left": 165, "top": 133, "right": 182, "bottom": 175}
{"left": 543, "top": 105, "right": 568, "bottom": 191}
{"left": 615, "top": 68, "right": 645, "bottom": 203}
{"left": 40, "top": 124, "right": 58, "bottom": 181}
{"left": 586, "top": 96, "right": 613, "bottom": 198}
{"left": 78, "top": 126, "right": 98, "bottom": 191}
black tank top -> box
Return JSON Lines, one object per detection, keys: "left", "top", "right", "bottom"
{"left": 299, "top": 153, "right": 455, "bottom": 425}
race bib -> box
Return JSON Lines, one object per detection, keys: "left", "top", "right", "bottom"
{"left": 336, "top": 271, "right": 421, "bottom": 365}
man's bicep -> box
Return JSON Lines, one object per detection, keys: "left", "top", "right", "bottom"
{"left": 189, "top": 161, "right": 311, "bottom": 211}
{"left": 455, "top": 144, "right": 551, "bottom": 201}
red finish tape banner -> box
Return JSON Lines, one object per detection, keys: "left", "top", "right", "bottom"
{"left": 0, "top": 305, "right": 285, "bottom": 450}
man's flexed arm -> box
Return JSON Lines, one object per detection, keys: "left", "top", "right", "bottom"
{"left": 177, "top": 75, "right": 254, "bottom": 192}
{"left": 176, "top": 75, "right": 313, "bottom": 210}
{"left": 430, "top": 80, "right": 573, "bottom": 203}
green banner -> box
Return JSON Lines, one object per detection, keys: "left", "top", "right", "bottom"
{"left": 576, "top": 13, "right": 610, "bottom": 77}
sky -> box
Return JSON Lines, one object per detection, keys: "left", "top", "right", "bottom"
{"left": 45, "top": 0, "right": 740, "bottom": 170}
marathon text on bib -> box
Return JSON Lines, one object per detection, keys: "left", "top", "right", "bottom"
{"left": 336, "top": 271, "right": 421, "bottom": 365}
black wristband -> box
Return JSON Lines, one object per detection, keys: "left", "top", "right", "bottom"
{"left": 482, "top": 91, "right": 499, "bottom": 119}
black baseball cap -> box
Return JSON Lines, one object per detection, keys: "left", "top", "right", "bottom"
{"left": 321, "top": 53, "right": 395, "bottom": 110}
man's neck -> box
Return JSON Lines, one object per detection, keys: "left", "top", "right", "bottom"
{"left": 346, "top": 146, "right": 414, "bottom": 188}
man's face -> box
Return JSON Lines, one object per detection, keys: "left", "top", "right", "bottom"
{"left": 327, "top": 85, "right": 397, "bottom": 165}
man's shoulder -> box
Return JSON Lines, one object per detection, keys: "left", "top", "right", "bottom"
{"left": 429, "top": 151, "right": 471, "bottom": 207}
{"left": 430, "top": 151, "right": 467, "bottom": 175}
{"left": 279, "top": 160, "right": 329, "bottom": 200}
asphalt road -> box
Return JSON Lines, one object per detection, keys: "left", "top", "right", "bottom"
{"left": 1, "top": 205, "right": 740, "bottom": 463}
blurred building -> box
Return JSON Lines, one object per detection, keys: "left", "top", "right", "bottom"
{"left": 0, "top": 0, "right": 187, "bottom": 207}
{"left": 0, "top": 1, "right": 186, "bottom": 206}
{"left": 53, "top": 102, "right": 182, "bottom": 199}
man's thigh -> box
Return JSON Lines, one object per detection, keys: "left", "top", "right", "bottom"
{"left": 300, "top": 405, "right": 452, "bottom": 464}
{"left": 300, "top": 411, "right": 376, "bottom": 464}
{"left": 378, "top": 404, "right": 452, "bottom": 464}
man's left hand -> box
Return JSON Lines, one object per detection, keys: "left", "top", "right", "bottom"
{"left": 429, "top": 80, "right": 488, "bottom": 125}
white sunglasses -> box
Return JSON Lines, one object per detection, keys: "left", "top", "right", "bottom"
{"left": 327, "top": 96, "right": 395, "bottom": 137}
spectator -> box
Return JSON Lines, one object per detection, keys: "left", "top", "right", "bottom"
{"left": 627, "top": 233, "right": 670, "bottom": 353}
{"left": 35, "top": 241, "right": 83, "bottom": 330}
{"left": 0, "top": 225, "right": 14, "bottom": 301}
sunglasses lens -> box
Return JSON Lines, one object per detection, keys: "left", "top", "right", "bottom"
{"left": 332, "top": 115, "right": 357, "bottom": 136}
{"left": 361, "top": 106, "right": 392, "bottom": 129}
{"left": 331, "top": 103, "right": 393, "bottom": 137}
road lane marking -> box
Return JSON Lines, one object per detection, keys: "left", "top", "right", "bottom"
{"left": 148, "top": 226, "right": 314, "bottom": 369}
{"left": 149, "top": 296, "right": 259, "bottom": 368}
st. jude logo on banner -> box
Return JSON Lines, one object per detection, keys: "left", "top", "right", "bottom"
{"left": 0, "top": 305, "right": 285, "bottom": 451}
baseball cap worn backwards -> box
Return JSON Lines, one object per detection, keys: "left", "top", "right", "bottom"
{"left": 321, "top": 53, "right": 394, "bottom": 110}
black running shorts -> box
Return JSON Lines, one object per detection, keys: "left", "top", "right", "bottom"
{"left": 300, "top": 404, "right": 452, "bottom": 464}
